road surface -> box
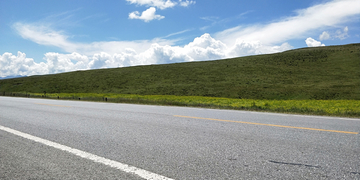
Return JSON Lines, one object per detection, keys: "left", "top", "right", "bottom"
{"left": 0, "top": 96, "right": 359, "bottom": 179}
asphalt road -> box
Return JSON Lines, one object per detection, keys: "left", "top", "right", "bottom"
{"left": 0, "top": 96, "right": 359, "bottom": 179}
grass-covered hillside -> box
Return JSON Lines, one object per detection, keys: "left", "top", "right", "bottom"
{"left": 1, "top": 43, "right": 359, "bottom": 100}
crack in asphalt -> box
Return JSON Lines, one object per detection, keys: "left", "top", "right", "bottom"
{"left": 268, "top": 160, "right": 321, "bottom": 168}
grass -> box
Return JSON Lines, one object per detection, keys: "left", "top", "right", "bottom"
{"left": 0, "top": 44, "right": 359, "bottom": 117}
{"left": 0, "top": 44, "right": 359, "bottom": 100}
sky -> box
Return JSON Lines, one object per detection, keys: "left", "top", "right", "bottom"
{"left": 0, "top": 0, "right": 359, "bottom": 78}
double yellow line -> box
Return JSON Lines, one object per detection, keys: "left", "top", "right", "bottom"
{"left": 174, "top": 115, "right": 358, "bottom": 134}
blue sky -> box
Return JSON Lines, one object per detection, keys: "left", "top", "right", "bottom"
{"left": 0, "top": 0, "right": 359, "bottom": 77}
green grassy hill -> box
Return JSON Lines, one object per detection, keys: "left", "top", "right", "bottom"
{"left": 1, "top": 43, "right": 359, "bottom": 100}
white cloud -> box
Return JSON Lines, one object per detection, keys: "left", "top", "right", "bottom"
{"left": 0, "top": 52, "right": 47, "bottom": 77}
{"left": 319, "top": 26, "right": 350, "bottom": 41}
{"left": 1, "top": 33, "right": 293, "bottom": 77}
{"left": 0, "top": 52, "right": 89, "bottom": 77}
{"left": 305, "top": 37, "right": 325, "bottom": 47}
{"left": 126, "top": 0, "right": 195, "bottom": 22}
{"left": 182, "top": 33, "right": 228, "bottom": 60}
{"left": 129, "top": 7, "right": 164, "bottom": 22}
{"left": 138, "top": 44, "right": 191, "bottom": 64}
{"left": 215, "top": 0, "right": 360, "bottom": 46}
{"left": 5, "top": 0, "right": 360, "bottom": 77}
{"left": 44, "top": 52, "right": 89, "bottom": 73}
{"left": 163, "top": 29, "right": 192, "bottom": 38}
{"left": 179, "top": 0, "right": 195, "bottom": 7}
{"left": 126, "top": 0, "right": 194, "bottom": 9}
{"left": 319, "top": 31, "right": 330, "bottom": 40}
{"left": 126, "top": 0, "right": 176, "bottom": 9}
{"left": 13, "top": 22, "right": 176, "bottom": 56}
{"left": 88, "top": 52, "right": 112, "bottom": 69}
{"left": 187, "top": 33, "right": 226, "bottom": 50}
{"left": 335, "top": 26, "right": 349, "bottom": 40}
{"left": 13, "top": 22, "right": 78, "bottom": 52}
{"left": 227, "top": 40, "right": 292, "bottom": 58}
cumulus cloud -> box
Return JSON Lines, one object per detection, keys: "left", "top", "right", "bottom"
{"left": 126, "top": 0, "right": 194, "bottom": 9}
{"left": 305, "top": 37, "right": 325, "bottom": 47}
{"left": 0, "top": 52, "right": 47, "bottom": 77}
{"left": 44, "top": 52, "right": 89, "bottom": 73}
{"left": 129, "top": 7, "right": 165, "bottom": 22}
{"left": 183, "top": 33, "right": 227, "bottom": 60}
{"left": 1, "top": 33, "right": 293, "bottom": 77}
{"left": 227, "top": 40, "right": 292, "bottom": 58}
{"left": 319, "top": 31, "right": 330, "bottom": 41}
{"left": 126, "top": 0, "right": 194, "bottom": 22}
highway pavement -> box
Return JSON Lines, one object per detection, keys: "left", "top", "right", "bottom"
{"left": 0, "top": 96, "right": 359, "bottom": 179}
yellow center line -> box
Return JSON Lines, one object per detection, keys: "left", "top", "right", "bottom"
{"left": 174, "top": 115, "right": 359, "bottom": 135}
{"left": 34, "top": 103, "right": 71, "bottom": 108}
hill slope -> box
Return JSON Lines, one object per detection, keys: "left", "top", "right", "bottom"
{"left": 1, "top": 44, "right": 359, "bottom": 100}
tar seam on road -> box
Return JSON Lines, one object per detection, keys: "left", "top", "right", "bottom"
{"left": 34, "top": 103, "right": 72, "bottom": 107}
{"left": 174, "top": 115, "right": 359, "bottom": 135}
{"left": 0, "top": 125, "right": 174, "bottom": 180}
{"left": 268, "top": 160, "right": 321, "bottom": 168}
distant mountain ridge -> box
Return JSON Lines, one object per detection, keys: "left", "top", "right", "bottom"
{"left": 0, "top": 75, "right": 26, "bottom": 80}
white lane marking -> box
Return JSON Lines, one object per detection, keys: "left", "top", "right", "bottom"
{"left": 0, "top": 125, "right": 174, "bottom": 180}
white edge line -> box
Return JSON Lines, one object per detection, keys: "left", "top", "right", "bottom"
{"left": 0, "top": 125, "right": 174, "bottom": 180}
